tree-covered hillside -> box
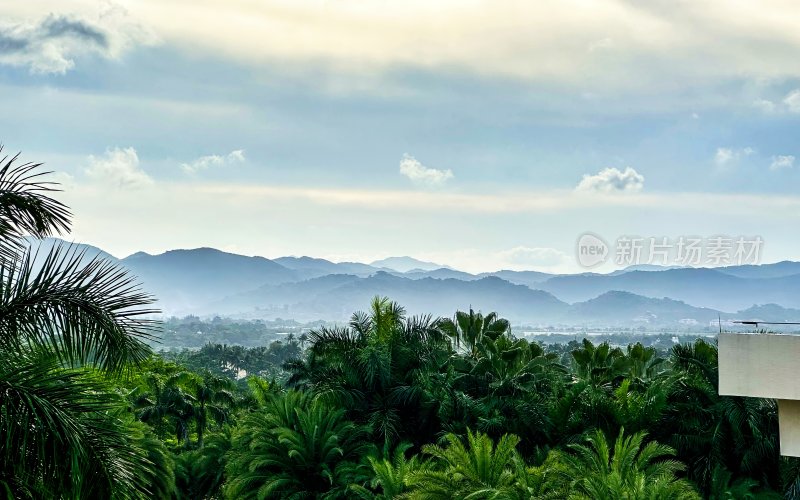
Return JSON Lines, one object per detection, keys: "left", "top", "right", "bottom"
{"left": 95, "top": 300, "right": 800, "bottom": 498}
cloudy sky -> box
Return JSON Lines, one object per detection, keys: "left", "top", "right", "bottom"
{"left": 2, "top": 1, "right": 800, "bottom": 273}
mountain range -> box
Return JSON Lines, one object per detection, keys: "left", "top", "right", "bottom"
{"left": 27, "top": 238, "right": 800, "bottom": 327}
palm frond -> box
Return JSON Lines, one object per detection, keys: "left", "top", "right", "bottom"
{"left": 0, "top": 148, "right": 71, "bottom": 262}
{"left": 0, "top": 349, "right": 167, "bottom": 498}
{"left": 0, "top": 242, "right": 159, "bottom": 373}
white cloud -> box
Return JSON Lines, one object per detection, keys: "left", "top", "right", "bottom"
{"left": 0, "top": 6, "right": 155, "bottom": 74}
{"left": 7, "top": 1, "right": 800, "bottom": 99}
{"left": 576, "top": 167, "right": 644, "bottom": 194}
{"left": 86, "top": 1, "right": 800, "bottom": 95}
{"left": 784, "top": 89, "right": 800, "bottom": 113}
{"left": 714, "top": 148, "right": 735, "bottom": 166}
{"left": 399, "top": 154, "right": 453, "bottom": 186}
{"left": 181, "top": 149, "right": 246, "bottom": 174}
{"left": 714, "top": 147, "right": 755, "bottom": 167}
{"left": 192, "top": 184, "right": 800, "bottom": 219}
{"left": 587, "top": 37, "right": 613, "bottom": 53}
{"left": 753, "top": 98, "right": 776, "bottom": 113}
{"left": 85, "top": 147, "right": 153, "bottom": 188}
{"left": 770, "top": 155, "right": 795, "bottom": 170}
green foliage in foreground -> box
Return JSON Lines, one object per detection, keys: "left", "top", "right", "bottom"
{"left": 140, "top": 297, "right": 791, "bottom": 499}
{"left": 0, "top": 148, "right": 797, "bottom": 498}
{"left": 0, "top": 150, "right": 167, "bottom": 498}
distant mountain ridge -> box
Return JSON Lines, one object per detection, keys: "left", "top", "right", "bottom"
{"left": 273, "top": 256, "right": 380, "bottom": 279}
{"left": 538, "top": 267, "right": 800, "bottom": 311}
{"left": 25, "top": 238, "right": 800, "bottom": 326}
{"left": 370, "top": 256, "right": 450, "bottom": 272}
{"left": 121, "top": 247, "right": 298, "bottom": 311}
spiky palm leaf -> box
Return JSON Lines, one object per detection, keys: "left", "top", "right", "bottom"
{"left": 349, "top": 442, "right": 421, "bottom": 499}
{"left": 0, "top": 148, "right": 70, "bottom": 262}
{"left": 225, "top": 390, "right": 371, "bottom": 499}
{"left": 659, "top": 340, "right": 780, "bottom": 495}
{"left": 407, "top": 430, "right": 529, "bottom": 499}
{"left": 0, "top": 242, "right": 158, "bottom": 373}
{"left": 558, "top": 427, "right": 700, "bottom": 500}
{"left": 286, "top": 297, "right": 452, "bottom": 447}
{"left": 0, "top": 152, "right": 164, "bottom": 497}
{"left": 0, "top": 349, "right": 171, "bottom": 498}
{"left": 174, "top": 428, "right": 231, "bottom": 499}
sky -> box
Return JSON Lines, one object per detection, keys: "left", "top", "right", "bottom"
{"left": 2, "top": 1, "right": 800, "bottom": 273}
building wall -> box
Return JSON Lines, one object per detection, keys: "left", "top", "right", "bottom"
{"left": 718, "top": 333, "right": 800, "bottom": 457}
{"left": 779, "top": 400, "right": 800, "bottom": 457}
{"left": 719, "top": 333, "right": 800, "bottom": 400}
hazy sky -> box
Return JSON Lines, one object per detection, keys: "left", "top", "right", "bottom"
{"left": 2, "top": 1, "right": 800, "bottom": 273}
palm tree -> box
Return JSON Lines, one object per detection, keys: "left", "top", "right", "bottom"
{"left": 549, "top": 378, "right": 618, "bottom": 445}
{"left": 349, "top": 443, "right": 420, "bottom": 499}
{"left": 406, "top": 429, "right": 530, "bottom": 499}
{"left": 625, "top": 342, "right": 665, "bottom": 384}
{"left": 129, "top": 421, "right": 178, "bottom": 499}
{"left": 174, "top": 428, "right": 231, "bottom": 499}
{"left": 192, "top": 372, "right": 237, "bottom": 448}
{"left": 225, "top": 390, "right": 371, "bottom": 499}
{"left": 134, "top": 372, "right": 197, "bottom": 446}
{"left": 658, "top": 340, "right": 779, "bottom": 495}
{"left": 546, "top": 339, "right": 637, "bottom": 444}
{"left": 0, "top": 149, "right": 69, "bottom": 260}
{"left": 133, "top": 369, "right": 237, "bottom": 448}
{"left": 286, "top": 296, "right": 451, "bottom": 447}
{"left": 439, "top": 308, "right": 511, "bottom": 358}
{"left": 0, "top": 149, "right": 164, "bottom": 497}
{"left": 441, "top": 325, "right": 564, "bottom": 455}
{"left": 612, "top": 377, "right": 670, "bottom": 435}
{"left": 570, "top": 339, "right": 630, "bottom": 386}
{"left": 557, "top": 427, "right": 700, "bottom": 499}
{"left": 470, "top": 333, "right": 563, "bottom": 398}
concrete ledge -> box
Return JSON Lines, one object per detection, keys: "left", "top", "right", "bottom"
{"left": 779, "top": 400, "right": 800, "bottom": 457}
{"left": 719, "top": 333, "right": 800, "bottom": 400}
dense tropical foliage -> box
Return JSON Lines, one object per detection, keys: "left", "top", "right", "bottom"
{"left": 1, "top": 149, "right": 798, "bottom": 498}
{"left": 0, "top": 149, "right": 165, "bottom": 498}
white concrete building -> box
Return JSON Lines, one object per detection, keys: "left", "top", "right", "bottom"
{"left": 718, "top": 332, "right": 800, "bottom": 456}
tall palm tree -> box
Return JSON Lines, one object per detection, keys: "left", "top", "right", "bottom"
{"left": 133, "top": 372, "right": 197, "bottom": 446}
{"left": 439, "top": 308, "right": 510, "bottom": 358}
{"left": 190, "top": 371, "right": 237, "bottom": 448}
{"left": 441, "top": 325, "right": 564, "bottom": 456}
{"left": 625, "top": 342, "right": 665, "bottom": 384}
{"left": 570, "top": 339, "right": 630, "bottom": 386}
{"left": 0, "top": 149, "right": 164, "bottom": 497}
{"left": 286, "top": 296, "right": 451, "bottom": 447}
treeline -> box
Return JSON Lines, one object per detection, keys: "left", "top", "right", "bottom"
{"left": 8, "top": 290, "right": 800, "bottom": 497}
{"left": 114, "top": 298, "right": 794, "bottom": 498}
{"left": 158, "top": 315, "right": 311, "bottom": 348}
{"left": 160, "top": 339, "right": 303, "bottom": 381}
